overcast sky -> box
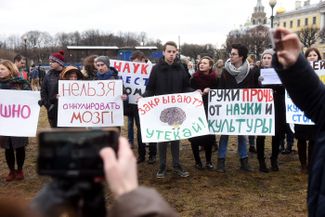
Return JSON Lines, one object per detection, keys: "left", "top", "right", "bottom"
{"left": 0, "top": 0, "right": 318, "bottom": 47}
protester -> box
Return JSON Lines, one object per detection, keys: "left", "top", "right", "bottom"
{"left": 40, "top": 50, "right": 65, "bottom": 128}
{"left": 94, "top": 56, "right": 128, "bottom": 128}
{"left": 60, "top": 66, "right": 84, "bottom": 80}
{"left": 214, "top": 59, "right": 224, "bottom": 78}
{"left": 216, "top": 43, "right": 258, "bottom": 172}
{"left": 127, "top": 51, "right": 146, "bottom": 148}
{"left": 129, "top": 51, "right": 157, "bottom": 164}
{"left": 189, "top": 56, "right": 218, "bottom": 170}
{"left": 142, "top": 41, "right": 193, "bottom": 178}
{"left": 29, "top": 64, "right": 40, "bottom": 91}
{"left": 82, "top": 54, "right": 98, "bottom": 80}
{"left": 271, "top": 27, "right": 325, "bottom": 217}
{"left": 294, "top": 47, "right": 320, "bottom": 172}
{"left": 255, "top": 49, "right": 283, "bottom": 172}
{"left": 0, "top": 60, "right": 31, "bottom": 181}
{"left": 13, "top": 54, "right": 28, "bottom": 80}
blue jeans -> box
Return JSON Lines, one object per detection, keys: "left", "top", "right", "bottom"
{"left": 218, "top": 135, "right": 248, "bottom": 159}
{"left": 127, "top": 115, "right": 134, "bottom": 145}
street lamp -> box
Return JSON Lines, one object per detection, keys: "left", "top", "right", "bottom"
{"left": 269, "top": 0, "right": 277, "bottom": 28}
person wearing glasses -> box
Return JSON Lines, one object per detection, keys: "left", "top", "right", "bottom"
{"left": 216, "top": 44, "right": 259, "bottom": 173}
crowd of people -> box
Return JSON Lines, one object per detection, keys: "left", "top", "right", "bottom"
{"left": 1, "top": 27, "right": 325, "bottom": 216}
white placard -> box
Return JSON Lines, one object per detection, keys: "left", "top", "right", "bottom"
{"left": 138, "top": 92, "right": 209, "bottom": 142}
{"left": 208, "top": 89, "right": 275, "bottom": 135}
{"left": 0, "top": 90, "right": 40, "bottom": 137}
{"left": 111, "top": 59, "right": 153, "bottom": 104}
{"left": 58, "top": 80, "right": 124, "bottom": 127}
{"left": 260, "top": 68, "right": 282, "bottom": 85}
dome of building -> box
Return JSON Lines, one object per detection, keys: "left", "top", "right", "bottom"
{"left": 276, "top": 7, "right": 286, "bottom": 14}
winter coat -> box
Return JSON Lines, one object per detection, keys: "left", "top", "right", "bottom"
{"left": 218, "top": 65, "right": 259, "bottom": 89}
{"left": 110, "top": 187, "right": 179, "bottom": 217}
{"left": 273, "top": 54, "right": 325, "bottom": 217}
{"left": 0, "top": 77, "right": 31, "bottom": 149}
{"left": 189, "top": 70, "right": 218, "bottom": 114}
{"left": 40, "top": 69, "right": 61, "bottom": 111}
{"left": 142, "top": 57, "right": 193, "bottom": 97}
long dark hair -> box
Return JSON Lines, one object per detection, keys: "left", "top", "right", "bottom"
{"left": 305, "top": 47, "right": 322, "bottom": 61}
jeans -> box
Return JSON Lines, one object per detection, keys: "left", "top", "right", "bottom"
{"left": 218, "top": 135, "right": 248, "bottom": 159}
{"left": 127, "top": 115, "right": 134, "bottom": 145}
{"left": 158, "top": 141, "right": 180, "bottom": 168}
{"left": 248, "top": 136, "right": 255, "bottom": 147}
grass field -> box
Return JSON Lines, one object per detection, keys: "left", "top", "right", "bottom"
{"left": 0, "top": 108, "right": 308, "bottom": 217}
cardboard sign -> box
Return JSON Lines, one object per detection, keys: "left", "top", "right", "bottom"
{"left": 208, "top": 89, "right": 275, "bottom": 135}
{"left": 138, "top": 92, "right": 209, "bottom": 142}
{"left": 57, "top": 80, "right": 124, "bottom": 127}
{"left": 111, "top": 59, "right": 153, "bottom": 104}
{"left": 0, "top": 90, "right": 40, "bottom": 137}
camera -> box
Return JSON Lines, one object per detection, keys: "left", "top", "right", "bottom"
{"left": 33, "top": 129, "right": 119, "bottom": 217}
{"left": 37, "top": 128, "right": 119, "bottom": 178}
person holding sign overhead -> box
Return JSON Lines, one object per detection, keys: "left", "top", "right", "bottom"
{"left": 189, "top": 56, "right": 218, "bottom": 170}
{"left": 216, "top": 43, "right": 259, "bottom": 173}
{"left": 142, "top": 41, "right": 194, "bottom": 178}
{"left": 0, "top": 60, "right": 31, "bottom": 181}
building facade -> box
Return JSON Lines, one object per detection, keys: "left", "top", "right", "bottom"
{"left": 275, "top": 0, "right": 325, "bottom": 55}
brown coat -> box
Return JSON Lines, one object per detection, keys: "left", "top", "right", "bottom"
{"left": 110, "top": 187, "right": 179, "bottom": 217}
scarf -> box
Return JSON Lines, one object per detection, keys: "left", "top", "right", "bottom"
{"left": 224, "top": 59, "right": 250, "bottom": 84}
{"left": 96, "top": 70, "right": 114, "bottom": 80}
{"left": 192, "top": 70, "right": 217, "bottom": 90}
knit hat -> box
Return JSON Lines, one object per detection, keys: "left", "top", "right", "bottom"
{"left": 60, "top": 66, "right": 83, "bottom": 80}
{"left": 49, "top": 50, "right": 65, "bottom": 66}
{"left": 261, "top": 49, "right": 275, "bottom": 59}
{"left": 95, "top": 56, "right": 110, "bottom": 67}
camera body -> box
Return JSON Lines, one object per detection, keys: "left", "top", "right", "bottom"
{"left": 37, "top": 128, "right": 119, "bottom": 178}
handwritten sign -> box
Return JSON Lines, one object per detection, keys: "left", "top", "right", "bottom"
{"left": 57, "top": 80, "right": 124, "bottom": 127}
{"left": 208, "top": 89, "right": 275, "bottom": 135}
{"left": 284, "top": 61, "right": 325, "bottom": 125}
{"left": 138, "top": 92, "right": 209, "bottom": 142}
{"left": 285, "top": 91, "right": 314, "bottom": 125}
{"left": 111, "top": 59, "right": 152, "bottom": 104}
{"left": 0, "top": 90, "right": 40, "bottom": 137}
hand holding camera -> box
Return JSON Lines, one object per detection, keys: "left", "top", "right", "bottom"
{"left": 100, "top": 137, "right": 138, "bottom": 198}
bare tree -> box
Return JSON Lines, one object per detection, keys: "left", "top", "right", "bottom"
{"left": 225, "top": 25, "right": 271, "bottom": 59}
{"left": 297, "top": 27, "right": 319, "bottom": 48}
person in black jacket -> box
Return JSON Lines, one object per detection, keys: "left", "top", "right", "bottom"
{"left": 189, "top": 56, "right": 218, "bottom": 170}
{"left": 255, "top": 49, "right": 286, "bottom": 172}
{"left": 40, "top": 50, "right": 65, "bottom": 128}
{"left": 272, "top": 27, "right": 325, "bottom": 217}
{"left": 142, "top": 41, "right": 194, "bottom": 179}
